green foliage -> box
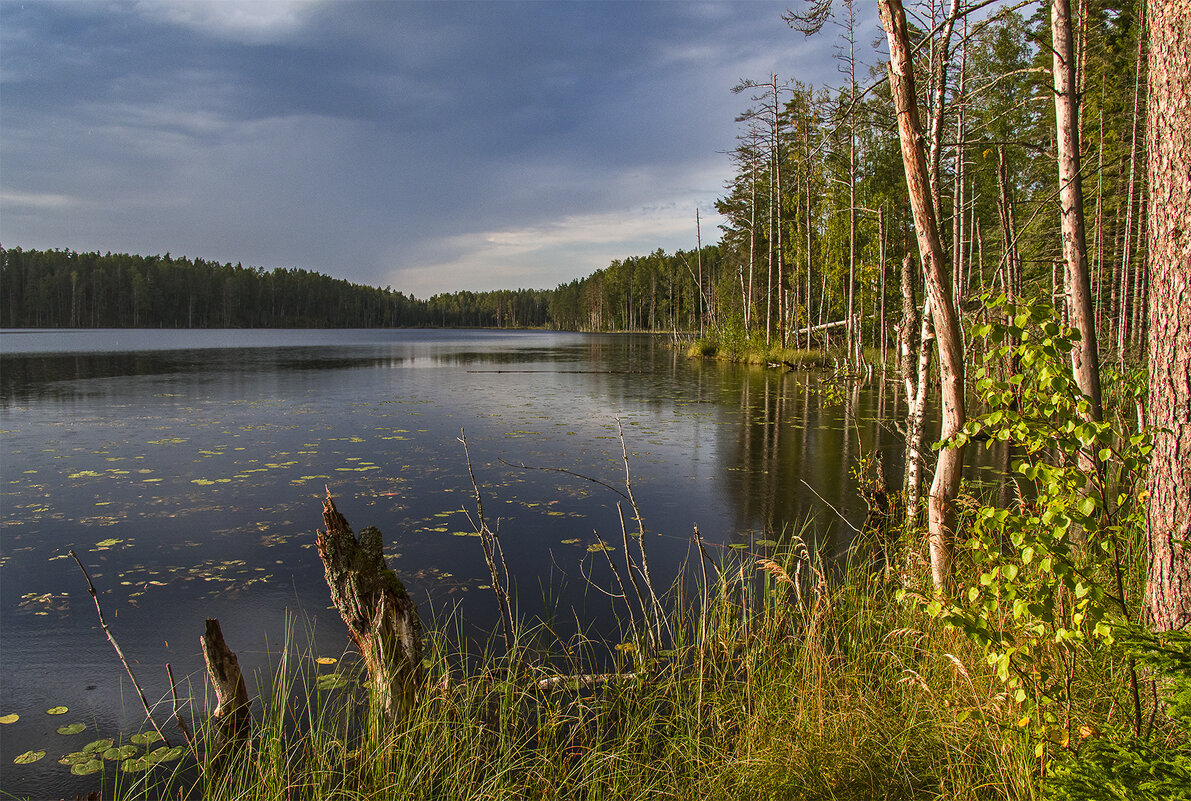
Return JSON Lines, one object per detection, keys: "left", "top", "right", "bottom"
{"left": 1045, "top": 630, "right": 1191, "bottom": 800}
{"left": 907, "top": 294, "right": 1149, "bottom": 755}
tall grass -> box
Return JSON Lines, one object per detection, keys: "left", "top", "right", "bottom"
{"left": 117, "top": 532, "right": 1065, "bottom": 801}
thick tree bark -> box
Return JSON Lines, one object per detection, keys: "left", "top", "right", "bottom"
{"left": 1052, "top": 0, "right": 1104, "bottom": 424}
{"left": 317, "top": 491, "right": 423, "bottom": 720}
{"left": 1144, "top": 0, "right": 1191, "bottom": 632}
{"left": 880, "top": 0, "right": 967, "bottom": 593}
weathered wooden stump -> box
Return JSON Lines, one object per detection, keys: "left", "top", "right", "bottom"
{"left": 200, "top": 618, "right": 251, "bottom": 742}
{"left": 316, "top": 490, "right": 423, "bottom": 722}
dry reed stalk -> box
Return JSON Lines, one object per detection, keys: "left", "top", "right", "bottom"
{"left": 755, "top": 559, "right": 797, "bottom": 589}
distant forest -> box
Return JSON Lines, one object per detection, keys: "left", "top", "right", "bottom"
{"left": 0, "top": 0, "right": 1153, "bottom": 356}
{"left": 0, "top": 245, "right": 720, "bottom": 332}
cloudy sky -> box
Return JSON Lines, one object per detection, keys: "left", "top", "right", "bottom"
{"left": 1, "top": 0, "right": 880, "bottom": 297}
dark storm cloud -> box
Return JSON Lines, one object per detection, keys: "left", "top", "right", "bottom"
{"left": 1, "top": 0, "right": 870, "bottom": 295}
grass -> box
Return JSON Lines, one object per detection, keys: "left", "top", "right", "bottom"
{"left": 117, "top": 533, "right": 1057, "bottom": 801}
{"left": 684, "top": 336, "right": 835, "bottom": 370}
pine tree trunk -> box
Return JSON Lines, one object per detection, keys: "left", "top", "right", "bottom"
{"left": 1143, "top": 0, "right": 1191, "bottom": 632}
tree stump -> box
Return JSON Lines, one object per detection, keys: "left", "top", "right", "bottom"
{"left": 316, "top": 490, "right": 422, "bottom": 722}
{"left": 200, "top": 618, "right": 250, "bottom": 743}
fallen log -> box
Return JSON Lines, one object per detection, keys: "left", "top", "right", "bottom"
{"left": 536, "top": 672, "right": 638, "bottom": 692}
{"left": 316, "top": 490, "right": 423, "bottom": 722}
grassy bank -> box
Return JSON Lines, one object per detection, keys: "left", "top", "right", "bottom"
{"left": 103, "top": 513, "right": 1191, "bottom": 801}
{"left": 113, "top": 538, "right": 1045, "bottom": 801}
{"left": 681, "top": 329, "right": 893, "bottom": 371}
{"left": 684, "top": 335, "right": 835, "bottom": 370}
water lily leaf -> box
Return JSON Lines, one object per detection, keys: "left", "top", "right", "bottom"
{"left": 94, "top": 538, "right": 123, "bottom": 549}
{"left": 0, "top": 713, "right": 18, "bottom": 724}
{"left": 102, "top": 745, "right": 138, "bottom": 761}
{"left": 315, "top": 657, "right": 337, "bottom": 665}
{"left": 755, "top": 539, "right": 778, "bottom": 547}
{"left": 560, "top": 539, "right": 580, "bottom": 545}
{"left": 129, "top": 730, "right": 163, "bottom": 745}
{"left": 71, "top": 758, "right": 104, "bottom": 775}
{"left": 316, "top": 673, "right": 349, "bottom": 691}
{"left": 146, "top": 745, "right": 184, "bottom": 763}
{"left": 46, "top": 706, "right": 68, "bottom": 715}
{"left": 120, "top": 757, "right": 149, "bottom": 773}
{"left": 586, "top": 542, "right": 614, "bottom": 553}
{"left": 57, "top": 722, "right": 87, "bottom": 735}
{"left": 14, "top": 750, "right": 45, "bottom": 764}
{"left": 83, "top": 738, "right": 114, "bottom": 753}
{"left": 59, "top": 751, "right": 91, "bottom": 765}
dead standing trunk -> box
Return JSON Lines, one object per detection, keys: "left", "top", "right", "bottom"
{"left": 316, "top": 491, "right": 423, "bottom": 721}
{"left": 880, "top": 0, "right": 967, "bottom": 593}
{"left": 1052, "top": 0, "right": 1104, "bottom": 429}
{"left": 200, "top": 618, "right": 251, "bottom": 743}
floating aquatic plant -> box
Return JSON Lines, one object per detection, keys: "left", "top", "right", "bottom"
{"left": 84, "top": 738, "right": 114, "bottom": 753}
{"left": 129, "top": 730, "right": 162, "bottom": 746}
{"left": 102, "top": 745, "right": 138, "bottom": 761}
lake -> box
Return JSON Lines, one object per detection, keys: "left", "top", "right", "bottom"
{"left": 0, "top": 328, "right": 903, "bottom": 798}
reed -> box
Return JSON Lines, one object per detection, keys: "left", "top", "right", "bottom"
{"left": 112, "top": 529, "right": 1089, "bottom": 800}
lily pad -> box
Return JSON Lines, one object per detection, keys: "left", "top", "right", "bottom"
{"left": 316, "top": 673, "right": 350, "bottom": 691}
{"left": 129, "top": 730, "right": 163, "bottom": 746}
{"left": 71, "top": 758, "right": 104, "bottom": 775}
{"left": 46, "top": 706, "right": 68, "bottom": 715}
{"left": 14, "top": 750, "right": 45, "bottom": 765}
{"left": 315, "top": 657, "right": 338, "bottom": 666}
{"left": 120, "top": 757, "right": 149, "bottom": 773}
{"left": 59, "top": 751, "right": 91, "bottom": 766}
{"left": 57, "top": 722, "right": 87, "bottom": 735}
{"left": 0, "top": 713, "right": 18, "bottom": 724}
{"left": 146, "top": 745, "right": 183, "bottom": 763}
{"left": 83, "top": 738, "right": 114, "bottom": 753}
{"left": 102, "top": 745, "right": 139, "bottom": 760}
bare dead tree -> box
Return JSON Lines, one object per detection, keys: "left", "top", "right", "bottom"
{"left": 880, "top": 0, "right": 968, "bottom": 593}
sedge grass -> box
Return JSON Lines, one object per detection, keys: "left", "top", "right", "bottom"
{"left": 120, "top": 538, "right": 1087, "bottom": 800}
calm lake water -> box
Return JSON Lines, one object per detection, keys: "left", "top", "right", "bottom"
{"left": 0, "top": 328, "right": 903, "bottom": 798}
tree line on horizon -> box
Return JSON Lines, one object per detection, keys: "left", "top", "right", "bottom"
{"left": 0, "top": 248, "right": 556, "bottom": 330}
{"left": 0, "top": 243, "right": 727, "bottom": 333}
{"left": 1, "top": 2, "right": 1152, "bottom": 358}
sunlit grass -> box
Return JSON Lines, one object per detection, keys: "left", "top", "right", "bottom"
{"left": 119, "top": 535, "right": 1051, "bottom": 800}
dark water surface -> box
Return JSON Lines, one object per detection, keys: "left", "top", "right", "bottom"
{"left": 0, "top": 329, "right": 902, "bottom": 798}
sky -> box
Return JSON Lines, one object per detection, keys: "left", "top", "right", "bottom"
{"left": 1, "top": 0, "right": 880, "bottom": 298}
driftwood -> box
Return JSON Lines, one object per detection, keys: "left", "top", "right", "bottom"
{"left": 69, "top": 550, "right": 172, "bottom": 748}
{"left": 536, "top": 672, "right": 638, "bottom": 692}
{"left": 787, "top": 319, "right": 848, "bottom": 338}
{"left": 316, "top": 490, "right": 422, "bottom": 722}
{"left": 200, "top": 618, "right": 251, "bottom": 742}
